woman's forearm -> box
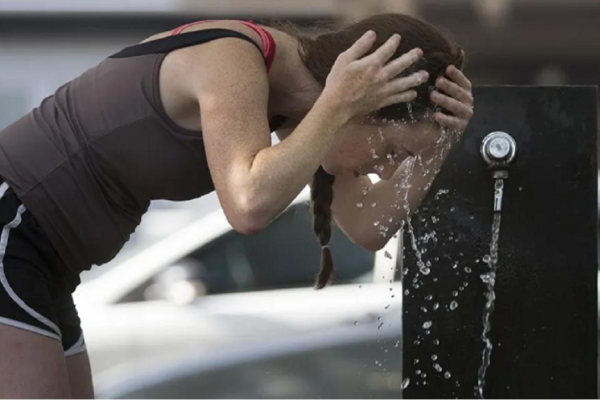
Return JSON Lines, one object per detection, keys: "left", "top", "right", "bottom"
{"left": 245, "top": 94, "right": 349, "bottom": 229}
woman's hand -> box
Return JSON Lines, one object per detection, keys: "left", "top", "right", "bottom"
{"left": 431, "top": 65, "right": 474, "bottom": 135}
{"left": 322, "top": 31, "right": 429, "bottom": 123}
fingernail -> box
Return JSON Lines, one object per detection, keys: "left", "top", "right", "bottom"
{"left": 366, "top": 30, "right": 375, "bottom": 38}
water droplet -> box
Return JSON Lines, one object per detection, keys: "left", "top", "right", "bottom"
{"left": 416, "top": 369, "right": 422, "bottom": 375}
{"left": 480, "top": 273, "right": 495, "bottom": 284}
{"left": 433, "top": 302, "right": 440, "bottom": 310}
{"left": 358, "top": 285, "right": 362, "bottom": 288}
{"left": 402, "top": 377, "right": 410, "bottom": 389}
{"left": 433, "top": 278, "right": 438, "bottom": 282}
{"left": 450, "top": 207, "right": 455, "bottom": 212}
{"left": 450, "top": 301, "right": 458, "bottom": 310}
{"left": 444, "top": 371, "right": 452, "bottom": 379}
{"left": 420, "top": 307, "right": 428, "bottom": 313}
{"left": 414, "top": 340, "right": 421, "bottom": 345}
{"left": 483, "top": 254, "right": 492, "bottom": 263}
{"left": 421, "top": 372, "right": 427, "bottom": 378}
{"left": 464, "top": 267, "right": 472, "bottom": 273}
{"left": 384, "top": 251, "right": 393, "bottom": 259}
{"left": 385, "top": 304, "right": 390, "bottom": 309}
{"left": 404, "top": 290, "right": 410, "bottom": 295}
{"left": 470, "top": 215, "right": 475, "bottom": 220}
{"left": 425, "top": 330, "right": 431, "bottom": 335}
{"left": 374, "top": 221, "right": 380, "bottom": 227}
{"left": 425, "top": 295, "right": 433, "bottom": 301}
{"left": 372, "top": 202, "right": 377, "bottom": 208}
{"left": 434, "top": 363, "right": 442, "bottom": 372}
{"left": 433, "top": 339, "right": 440, "bottom": 345}
{"left": 356, "top": 202, "right": 364, "bottom": 208}
{"left": 431, "top": 354, "right": 438, "bottom": 361}
{"left": 423, "top": 321, "right": 432, "bottom": 329}
{"left": 519, "top": 186, "right": 523, "bottom": 191}
{"left": 452, "top": 262, "right": 458, "bottom": 269}
{"left": 378, "top": 322, "right": 384, "bottom": 330}
{"left": 414, "top": 358, "right": 420, "bottom": 364}
{"left": 452, "top": 291, "right": 458, "bottom": 297}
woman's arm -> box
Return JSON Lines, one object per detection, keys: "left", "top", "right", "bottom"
{"left": 188, "top": 31, "right": 416, "bottom": 234}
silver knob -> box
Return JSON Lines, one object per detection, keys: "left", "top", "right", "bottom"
{"left": 481, "top": 132, "right": 517, "bottom": 166}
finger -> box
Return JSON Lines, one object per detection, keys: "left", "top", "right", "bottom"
{"left": 382, "top": 48, "right": 423, "bottom": 80}
{"left": 445, "top": 65, "right": 472, "bottom": 91}
{"left": 380, "top": 90, "right": 418, "bottom": 108}
{"left": 358, "top": 34, "right": 401, "bottom": 66}
{"left": 341, "top": 31, "right": 378, "bottom": 62}
{"left": 431, "top": 90, "right": 473, "bottom": 119}
{"left": 434, "top": 112, "right": 467, "bottom": 131}
{"left": 436, "top": 77, "right": 473, "bottom": 105}
{"left": 382, "top": 70, "right": 429, "bottom": 97}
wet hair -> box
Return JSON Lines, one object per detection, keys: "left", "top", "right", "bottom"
{"left": 263, "top": 13, "right": 465, "bottom": 289}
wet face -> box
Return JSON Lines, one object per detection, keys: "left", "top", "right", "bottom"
{"left": 321, "top": 115, "right": 442, "bottom": 179}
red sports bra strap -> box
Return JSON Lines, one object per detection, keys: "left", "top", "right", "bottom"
{"left": 169, "top": 20, "right": 276, "bottom": 72}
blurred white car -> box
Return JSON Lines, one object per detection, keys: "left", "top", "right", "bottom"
{"left": 96, "top": 315, "right": 403, "bottom": 399}
{"left": 74, "top": 188, "right": 404, "bottom": 382}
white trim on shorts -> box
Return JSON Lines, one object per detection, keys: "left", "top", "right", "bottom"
{"left": 64, "top": 331, "right": 87, "bottom": 357}
{"left": 0, "top": 316, "right": 61, "bottom": 342}
{"left": 0, "top": 182, "right": 64, "bottom": 341}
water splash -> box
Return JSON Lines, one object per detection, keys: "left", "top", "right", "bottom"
{"left": 402, "top": 377, "right": 411, "bottom": 390}
{"left": 476, "top": 179, "right": 504, "bottom": 398}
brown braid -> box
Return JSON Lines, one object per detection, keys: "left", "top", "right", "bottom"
{"left": 310, "top": 166, "right": 336, "bottom": 289}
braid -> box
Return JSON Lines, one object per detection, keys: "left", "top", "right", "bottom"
{"left": 310, "top": 166, "right": 336, "bottom": 289}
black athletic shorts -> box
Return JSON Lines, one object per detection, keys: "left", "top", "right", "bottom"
{"left": 0, "top": 178, "right": 86, "bottom": 356}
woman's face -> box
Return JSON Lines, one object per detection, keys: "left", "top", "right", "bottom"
{"left": 321, "top": 116, "right": 442, "bottom": 179}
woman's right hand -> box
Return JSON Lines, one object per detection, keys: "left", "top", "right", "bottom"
{"left": 322, "top": 31, "right": 429, "bottom": 122}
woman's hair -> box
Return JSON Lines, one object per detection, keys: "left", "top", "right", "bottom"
{"left": 263, "top": 13, "right": 465, "bottom": 289}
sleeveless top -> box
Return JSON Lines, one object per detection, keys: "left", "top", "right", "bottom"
{"left": 0, "top": 20, "right": 287, "bottom": 277}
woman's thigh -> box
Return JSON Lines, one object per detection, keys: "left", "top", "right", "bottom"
{"left": 67, "top": 350, "right": 94, "bottom": 399}
{"left": 0, "top": 180, "right": 88, "bottom": 397}
{"left": 0, "top": 323, "right": 71, "bottom": 398}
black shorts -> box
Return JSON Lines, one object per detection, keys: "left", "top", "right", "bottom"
{"left": 0, "top": 178, "right": 85, "bottom": 356}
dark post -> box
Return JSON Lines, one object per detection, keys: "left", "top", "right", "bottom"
{"left": 402, "top": 86, "right": 598, "bottom": 399}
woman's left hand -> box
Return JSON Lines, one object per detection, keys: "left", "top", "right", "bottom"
{"left": 430, "top": 65, "right": 474, "bottom": 134}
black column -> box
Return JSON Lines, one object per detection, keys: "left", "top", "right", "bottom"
{"left": 402, "top": 86, "right": 598, "bottom": 399}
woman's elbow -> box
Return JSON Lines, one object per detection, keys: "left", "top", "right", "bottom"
{"left": 224, "top": 197, "right": 267, "bottom": 235}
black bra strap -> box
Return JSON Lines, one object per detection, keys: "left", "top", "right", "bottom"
{"left": 109, "top": 28, "right": 265, "bottom": 64}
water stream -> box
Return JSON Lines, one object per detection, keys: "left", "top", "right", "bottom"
{"left": 475, "top": 178, "right": 504, "bottom": 398}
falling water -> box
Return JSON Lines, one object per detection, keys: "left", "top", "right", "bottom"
{"left": 475, "top": 179, "right": 504, "bottom": 398}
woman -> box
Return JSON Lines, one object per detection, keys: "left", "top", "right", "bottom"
{"left": 0, "top": 13, "right": 472, "bottom": 398}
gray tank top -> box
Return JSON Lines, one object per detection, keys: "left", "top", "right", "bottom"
{"left": 0, "top": 27, "right": 287, "bottom": 275}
